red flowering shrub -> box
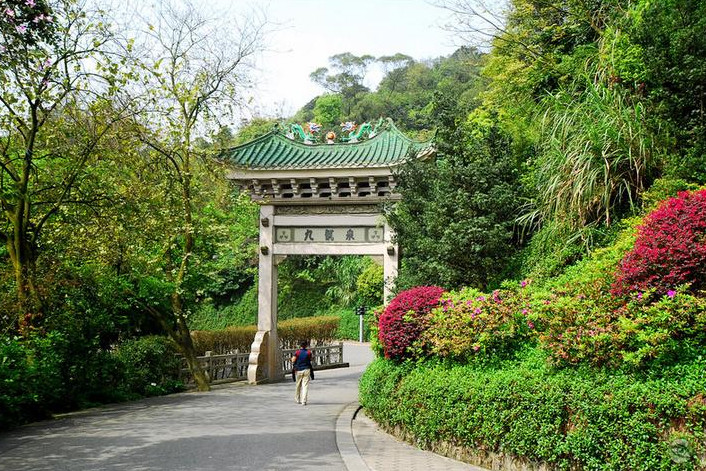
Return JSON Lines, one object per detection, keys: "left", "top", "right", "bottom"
{"left": 377, "top": 286, "right": 444, "bottom": 361}
{"left": 612, "top": 189, "right": 706, "bottom": 297}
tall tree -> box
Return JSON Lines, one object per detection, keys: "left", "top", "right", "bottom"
{"left": 0, "top": 0, "right": 124, "bottom": 324}
{"left": 310, "top": 52, "right": 375, "bottom": 115}
{"left": 122, "top": 0, "right": 265, "bottom": 391}
{"left": 387, "top": 94, "right": 525, "bottom": 290}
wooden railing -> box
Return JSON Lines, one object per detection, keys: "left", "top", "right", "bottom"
{"left": 180, "top": 342, "right": 347, "bottom": 386}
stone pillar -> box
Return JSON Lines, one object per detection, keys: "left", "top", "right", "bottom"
{"left": 247, "top": 205, "right": 283, "bottom": 384}
{"left": 383, "top": 222, "right": 398, "bottom": 303}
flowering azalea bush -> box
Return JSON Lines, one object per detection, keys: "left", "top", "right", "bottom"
{"left": 421, "top": 286, "right": 536, "bottom": 360}
{"left": 536, "top": 266, "right": 706, "bottom": 368}
{"left": 535, "top": 292, "right": 620, "bottom": 366}
{"left": 377, "top": 286, "right": 444, "bottom": 360}
{"left": 612, "top": 189, "right": 706, "bottom": 297}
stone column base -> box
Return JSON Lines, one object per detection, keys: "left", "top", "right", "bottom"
{"left": 247, "top": 330, "right": 269, "bottom": 384}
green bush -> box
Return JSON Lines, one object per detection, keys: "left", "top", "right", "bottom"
{"left": 527, "top": 216, "right": 706, "bottom": 369}
{"left": 356, "top": 263, "right": 384, "bottom": 308}
{"left": 277, "top": 316, "right": 340, "bottom": 348}
{"left": 112, "top": 336, "right": 183, "bottom": 398}
{"left": 189, "top": 285, "right": 258, "bottom": 330}
{"left": 360, "top": 352, "right": 706, "bottom": 470}
{"left": 191, "top": 325, "right": 257, "bottom": 355}
{"left": 0, "top": 331, "right": 121, "bottom": 428}
{"left": 538, "top": 288, "right": 706, "bottom": 369}
{"left": 0, "top": 334, "right": 63, "bottom": 428}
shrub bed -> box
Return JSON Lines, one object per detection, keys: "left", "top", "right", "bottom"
{"left": 363, "top": 190, "right": 706, "bottom": 469}
{"left": 190, "top": 315, "right": 341, "bottom": 354}
{"left": 0, "top": 333, "right": 183, "bottom": 429}
{"left": 421, "top": 287, "right": 534, "bottom": 360}
{"left": 359, "top": 352, "right": 706, "bottom": 470}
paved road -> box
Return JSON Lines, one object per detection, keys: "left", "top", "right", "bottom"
{"left": 0, "top": 343, "right": 374, "bottom": 471}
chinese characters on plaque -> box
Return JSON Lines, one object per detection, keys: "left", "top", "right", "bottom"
{"left": 275, "top": 227, "right": 384, "bottom": 243}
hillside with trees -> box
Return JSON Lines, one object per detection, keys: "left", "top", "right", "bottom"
{"left": 359, "top": 1, "right": 706, "bottom": 469}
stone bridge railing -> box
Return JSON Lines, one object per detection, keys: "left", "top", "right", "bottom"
{"left": 180, "top": 342, "right": 347, "bottom": 386}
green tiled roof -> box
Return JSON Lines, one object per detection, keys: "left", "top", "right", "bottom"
{"left": 220, "top": 119, "right": 431, "bottom": 170}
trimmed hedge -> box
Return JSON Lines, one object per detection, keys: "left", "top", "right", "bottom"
{"left": 190, "top": 315, "right": 341, "bottom": 354}
{"left": 277, "top": 315, "right": 339, "bottom": 348}
{"left": 359, "top": 351, "right": 706, "bottom": 471}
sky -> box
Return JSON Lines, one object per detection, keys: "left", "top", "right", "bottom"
{"left": 243, "top": 0, "right": 462, "bottom": 119}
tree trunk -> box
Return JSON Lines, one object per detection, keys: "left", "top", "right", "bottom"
{"left": 170, "top": 290, "right": 210, "bottom": 391}
{"left": 175, "top": 311, "right": 210, "bottom": 391}
{"left": 146, "top": 300, "right": 210, "bottom": 392}
{"left": 168, "top": 138, "right": 210, "bottom": 391}
{"left": 6, "top": 209, "right": 41, "bottom": 330}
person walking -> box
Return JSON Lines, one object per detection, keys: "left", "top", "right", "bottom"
{"left": 291, "top": 340, "right": 314, "bottom": 405}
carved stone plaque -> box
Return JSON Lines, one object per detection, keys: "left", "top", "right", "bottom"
{"left": 275, "top": 226, "right": 384, "bottom": 243}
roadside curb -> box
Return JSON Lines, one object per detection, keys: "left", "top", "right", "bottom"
{"left": 336, "top": 402, "right": 370, "bottom": 471}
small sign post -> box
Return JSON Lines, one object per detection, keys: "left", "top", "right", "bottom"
{"left": 356, "top": 305, "right": 367, "bottom": 342}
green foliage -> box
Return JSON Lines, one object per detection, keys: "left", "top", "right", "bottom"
{"left": 388, "top": 103, "right": 525, "bottom": 290}
{"left": 189, "top": 284, "right": 258, "bottom": 330}
{"left": 276, "top": 255, "right": 375, "bottom": 320}
{"left": 0, "top": 333, "right": 65, "bottom": 428}
{"left": 232, "top": 118, "right": 278, "bottom": 146}
{"left": 626, "top": 0, "right": 706, "bottom": 183}
{"left": 335, "top": 307, "right": 373, "bottom": 341}
{"left": 355, "top": 262, "right": 384, "bottom": 309}
{"left": 111, "top": 336, "right": 183, "bottom": 398}
{"left": 310, "top": 52, "right": 375, "bottom": 98}
{"left": 0, "top": 332, "right": 187, "bottom": 429}
{"left": 276, "top": 316, "right": 340, "bottom": 349}
{"left": 190, "top": 325, "right": 257, "bottom": 355}
{"left": 313, "top": 94, "right": 343, "bottom": 128}
{"left": 360, "top": 353, "right": 706, "bottom": 470}
{"left": 421, "top": 287, "right": 535, "bottom": 361}
{"left": 641, "top": 178, "right": 702, "bottom": 212}
{"left": 301, "top": 48, "right": 485, "bottom": 134}
{"left": 528, "top": 68, "right": 658, "bottom": 233}
{"left": 190, "top": 254, "right": 380, "bottom": 332}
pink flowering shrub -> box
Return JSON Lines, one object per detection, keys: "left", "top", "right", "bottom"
{"left": 535, "top": 292, "right": 622, "bottom": 366}
{"left": 538, "top": 288, "right": 706, "bottom": 368}
{"left": 377, "top": 286, "right": 445, "bottom": 361}
{"left": 612, "top": 189, "right": 706, "bottom": 297}
{"left": 421, "top": 287, "right": 536, "bottom": 360}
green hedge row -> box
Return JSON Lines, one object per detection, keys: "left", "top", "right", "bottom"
{"left": 359, "top": 350, "right": 706, "bottom": 471}
{"left": 190, "top": 315, "right": 341, "bottom": 354}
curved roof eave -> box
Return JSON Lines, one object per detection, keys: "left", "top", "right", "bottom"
{"left": 219, "top": 119, "right": 432, "bottom": 170}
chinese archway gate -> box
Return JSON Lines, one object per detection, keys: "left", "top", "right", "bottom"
{"left": 221, "top": 119, "right": 432, "bottom": 383}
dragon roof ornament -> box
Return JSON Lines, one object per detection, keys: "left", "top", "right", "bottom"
{"left": 285, "top": 118, "right": 385, "bottom": 145}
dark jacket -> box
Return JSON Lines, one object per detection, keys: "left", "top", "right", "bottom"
{"left": 291, "top": 348, "right": 315, "bottom": 381}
